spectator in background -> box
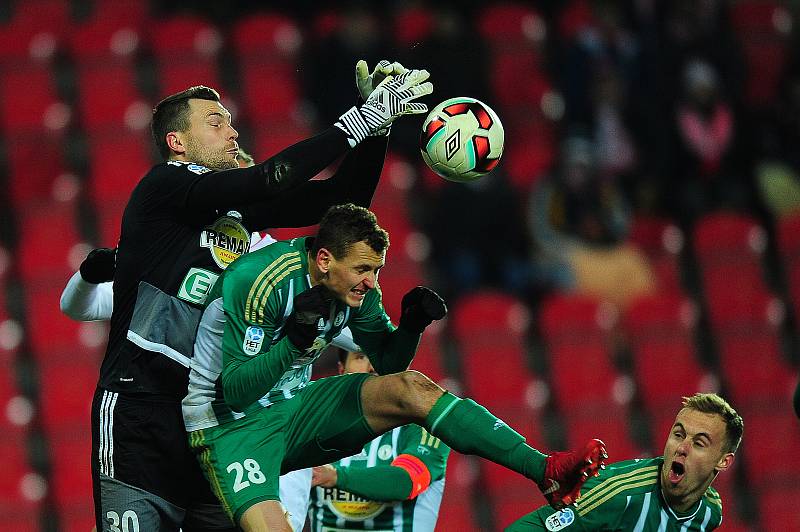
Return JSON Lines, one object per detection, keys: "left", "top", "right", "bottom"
{"left": 423, "top": 170, "right": 530, "bottom": 303}
{"left": 528, "top": 134, "right": 654, "bottom": 308}
{"left": 669, "top": 58, "right": 745, "bottom": 223}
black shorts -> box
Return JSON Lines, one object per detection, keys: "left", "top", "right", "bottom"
{"left": 91, "top": 388, "right": 238, "bottom": 532}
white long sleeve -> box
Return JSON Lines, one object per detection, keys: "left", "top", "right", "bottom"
{"left": 59, "top": 271, "right": 114, "bottom": 321}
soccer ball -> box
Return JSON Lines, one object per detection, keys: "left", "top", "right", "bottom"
{"left": 420, "top": 97, "right": 504, "bottom": 182}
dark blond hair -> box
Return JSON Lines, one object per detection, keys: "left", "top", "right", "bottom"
{"left": 682, "top": 393, "right": 743, "bottom": 453}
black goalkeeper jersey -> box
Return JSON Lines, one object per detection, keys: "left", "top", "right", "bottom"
{"left": 99, "top": 128, "right": 387, "bottom": 398}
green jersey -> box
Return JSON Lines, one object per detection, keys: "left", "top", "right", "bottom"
{"left": 309, "top": 425, "right": 450, "bottom": 532}
{"left": 183, "top": 237, "right": 418, "bottom": 430}
{"left": 506, "top": 458, "right": 723, "bottom": 532}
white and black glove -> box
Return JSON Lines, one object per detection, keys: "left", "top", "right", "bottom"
{"left": 355, "top": 59, "right": 409, "bottom": 136}
{"left": 335, "top": 69, "right": 432, "bottom": 148}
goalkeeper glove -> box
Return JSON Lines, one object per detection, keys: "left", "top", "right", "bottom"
{"left": 284, "top": 285, "right": 334, "bottom": 350}
{"left": 79, "top": 247, "right": 116, "bottom": 284}
{"left": 335, "top": 69, "right": 432, "bottom": 148}
{"left": 398, "top": 286, "right": 447, "bottom": 334}
{"left": 355, "top": 59, "right": 409, "bottom": 136}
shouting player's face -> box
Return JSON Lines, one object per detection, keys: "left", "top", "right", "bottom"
{"left": 660, "top": 408, "right": 735, "bottom": 512}
{"left": 321, "top": 241, "right": 385, "bottom": 308}
{"left": 181, "top": 99, "right": 240, "bottom": 170}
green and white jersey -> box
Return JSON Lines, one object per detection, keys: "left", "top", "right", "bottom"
{"left": 309, "top": 425, "right": 450, "bottom": 532}
{"left": 507, "top": 457, "right": 723, "bottom": 532}
{"left": 182, "top": 237, "right": 394, "bottom": 431}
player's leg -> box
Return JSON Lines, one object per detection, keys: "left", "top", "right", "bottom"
{"left": 278, "top": 468, "right": 313, "bottom": 531}
{"left": 91, "top": 389, "right": 186, "bottom": 532}
{"left": 359, "top": 371, "right": 606, "bottom": 507}
{"left": 181, "top": 452, "right": 239, "bottom": 532}
{"left": 187, "top": 408, "right": 289, "bottom": 532}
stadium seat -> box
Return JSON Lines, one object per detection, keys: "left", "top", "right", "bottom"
{"left": 37, "top": 359, "right": 98, "bottom": 432}
{"left": 776, "top": 213, "right": 800, "bottom": 318}
{"left": 0, "top": 0, "right": 70, "bottom": 66}
{"left": 693, "top": 212, "right": 767, "bottom": 265}
{"left": 0, "top": 65, "right": 66, "bottom": 134}
{"left": 627, "top": 216, "right": 684, "bottom": 293}
{"left": 477, "top": 3, "right": 547, "bottom": 46}
{"left": 407, "top": 324, "right": 446, "bottom": 384}
{"left": 730, "top": 0, "right": 791, "bottom": 107}
{"left": 739, "top": 404, "right": 800, "bottom": 489}
{"left": 624, "top": 293, "right": 712, "bottom": 409}
{"left": 562, "top": 402, "right": 641, "bottom": 463}
{"left": 251, "top": 119, "right": 312, "bottom": 161}
{"left": 758, "top": 485, "right": 800, "bottom": 531}
{"left": 5, "top": 136, "right": 68, "bottom": 207}
{"left": 0, "top": 432, "right": 40, "bottom": 525}
{"left": 146, "top": 15, "right": 223, "bottom": 97}
{"left": 451, "top": 291, "right": 539, "bottom": 408}
{"left": 86, "top": 130, "right": 153, "bottom": 206}
{"left": 392, "top": 6, "right": 435, "bottom": 46}
{"left": 230, "top": 13, "right": 303, "bottom": 58}
{"left": 15, "top": 200, "right": 81, "bottom": 282}
{"left": 502, "top": 111, "right": 556, "bottom": 191}
{"left": 74, "top": 60, "right": 147, "bottom": 132}
{"left": 437, "top": 451, "right": 480, "bottom": 532}
{"left": 48, "top": 429, "right": 94, "bottom": 512}
{"left": 716, "top": 333, "right": 795, "bottom": 408}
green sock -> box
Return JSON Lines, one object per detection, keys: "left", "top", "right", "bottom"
{"left": 425, "top": 392, "right": 547, "bottom": 482}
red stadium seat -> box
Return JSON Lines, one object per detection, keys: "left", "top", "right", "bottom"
{"left": 451, "top": 291, "right": 539, "bottom": 408}
{"left": 477, "top": 4, "right": 547, "bottom": 46}
{"left": 48, "top": 430, "right": 93, "bottom": 511}
{"left": 74, "top": 60, "right": 147, "bottom": 132}
{"left": 717, "top": 333, "right": 795, "bottom": 408}
{"left": 251, "top": 119, "right": 312, "bottom": 161}
{"left": 5, "top": 137, "right": 68, "bottom": 207}
{"left": 627, "top": 217, "right": 684, "bottom": 293}
{"left": 624, "top": 293, "right": 712, "bottom": 409}
{"left": 0, "top": 66, "right": 66, "bottom": 134}
{"left": 15, "top": 201, "right": 81, "bottom": 282}
{"left": 437, "top": 452, "right": 480, "bottom": 532}
{"left": 95, "top": 201, "right": 126, "bottom": 249}
{"left": 503, "top": 115, "right": 555, "bottom": 191}
{"left": 0, "top": 432, "right": 40, "bottom": 523}
{"left": 739, "top": 404, "right": 800, "bottom": 487}
{"left": 407, "top": 324, "right": 446, "bottom": 384}
{"left": 776, "top": 213, "right": 800, "bottom": 318}
{"left": 693, "top": 212, "right": 766, "bottom": 265}
{"left": 230, "top": 13, "right": 304, "bottom": 59}
{"left": 38, "top": 359, "right": 98, "bottom": 432}
{"left": 392, "top": 6, "right": 435, "bottom": 46}
{"left": 562, "top": 403, "right": 641, "bottom": 463}
{"left": 758, "top": 486, "right": 800, "bottom": 531}
{"left": 146, "top": 15, "right": 223, "bottom": 97}
{"left": 0, "top": 0, "right": 70, "bottom": 66}
{"left": 86, "top": 131, "right": 153, "bottom": 206}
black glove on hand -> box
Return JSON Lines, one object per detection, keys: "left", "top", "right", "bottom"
{"left": 398, "top": 286, "right": 447, "bottom": 334}
{"left": 79, "top": 247, "right": 116, "bottom": 284}
{"left": 284, "top": 285, "right": 334, "bottom": 350}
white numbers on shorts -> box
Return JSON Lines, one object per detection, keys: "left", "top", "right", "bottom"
{"left": 227, "top": 458, "right": 266, "bottom": 492}
{"left": 106, "top": 510, "right": 140, "bottom": 532}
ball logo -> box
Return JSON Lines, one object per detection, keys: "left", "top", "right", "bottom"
{"left": 445, "top": 130, "right": 461, "bottom": 160}
{"left": 545, "top": 508, "right": 575, "bottom": 531}
{"left": 243, "top": 326, "right": 265, "bottom": 355}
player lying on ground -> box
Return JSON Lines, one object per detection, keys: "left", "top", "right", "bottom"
{"left": 505, "top": 393, "right": 743, "bottom": 531}
{"left": 308, "top": 348, "right": 450, "bottom": 531}
{"left": 184, "top": 203, "right": 608, "bottom": 531}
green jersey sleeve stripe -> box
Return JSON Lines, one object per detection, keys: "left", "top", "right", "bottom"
{"left": 578, "top": 472, "right": 658, "bottom": 516}
{"left": 577, "top": 465, "right": 659, "bottom": 507}
{"left": 244, "top": 252, "right": 301, "bottom": 322}
{"left": 254, "top": 263, "right": 304, "bottom": 323}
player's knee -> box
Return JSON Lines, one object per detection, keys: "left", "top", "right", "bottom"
{"left": 391, "top": 370, "right": 442, "bottom": 413}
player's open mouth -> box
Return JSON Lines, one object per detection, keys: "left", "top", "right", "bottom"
{"left": 351, "top": 288, "right": 367, "bottom": 299}
{"left": 668, "top": 461, "right": 685, "bottom": 484}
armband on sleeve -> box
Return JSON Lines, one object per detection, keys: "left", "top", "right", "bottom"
{"left": 391, "top": 454, "right": 432, "bottom": 500}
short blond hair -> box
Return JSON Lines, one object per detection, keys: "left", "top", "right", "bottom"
{"left": 682, "top": 393, "right": 743, "bottom": 453}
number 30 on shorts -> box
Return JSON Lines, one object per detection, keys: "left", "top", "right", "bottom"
{"left": 227, "top": 458, "right": 266, "bottom": 492}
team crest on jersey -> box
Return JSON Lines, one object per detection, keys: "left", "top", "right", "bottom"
{"left": 377, "top": 444, "right": 393, "bottom": 461}
{"left": 545, "top": 508, "right": 575, "bottom": 531}
{"left": 321, "top": 487, "right": 386, "bottom": 521}
{"left": 200, "top": 214, "right": 250, "bottom": 268}
{"left": 243, "top": 326, "right": 265, "bottom": 355}
{"left": 334, "top": 311, "right": 345, "bottom": 327}
{"left": 166, "top": 160, "right": 212, "bottom": 175}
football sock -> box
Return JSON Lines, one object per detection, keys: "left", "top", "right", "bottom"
{"left": 425, "top": 392, "right": 547, "bottom": 482}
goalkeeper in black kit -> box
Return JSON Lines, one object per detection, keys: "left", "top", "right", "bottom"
{"left": 86, "top": 60, "right": 432, "bottom": 532}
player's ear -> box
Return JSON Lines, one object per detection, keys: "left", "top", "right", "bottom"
{"left": 166, "top": 131, "right": 186, "bottom": 155}
{"left": 714, "top": 452, "right": 735, "bottom": 473}
{"left": 316, "top": 248, "right": 333, "bottom": 275}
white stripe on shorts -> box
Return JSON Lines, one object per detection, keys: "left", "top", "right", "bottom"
{"left": 98, "top": 390, "right": 119, "bottom": 477}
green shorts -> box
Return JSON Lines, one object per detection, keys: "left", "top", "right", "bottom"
{"left": 188, "top": 372, "right": 374, "bottom": 522}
